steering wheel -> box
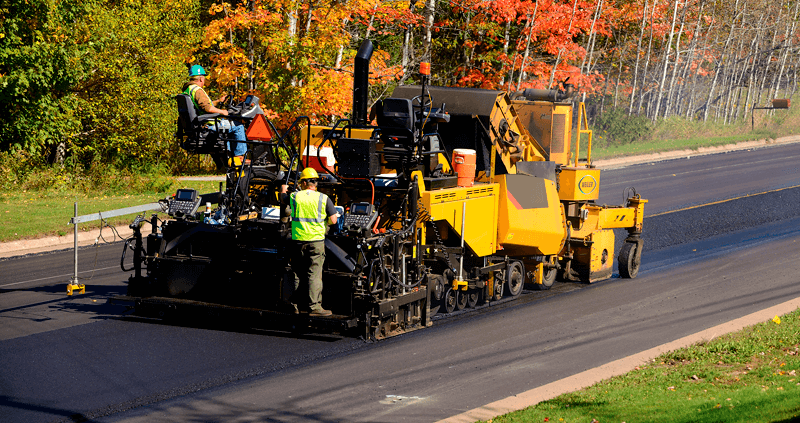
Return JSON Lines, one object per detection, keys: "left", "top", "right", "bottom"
{"left": 411, "top": 94, "right": 433, "bottom": 112}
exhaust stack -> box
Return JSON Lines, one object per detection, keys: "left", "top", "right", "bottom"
{"left": 352, "top": 40, "right": 374, "bottom": 126}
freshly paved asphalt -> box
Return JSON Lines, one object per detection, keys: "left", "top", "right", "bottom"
{"left": 1, "top": 142, "right": 799, "bottom": 423}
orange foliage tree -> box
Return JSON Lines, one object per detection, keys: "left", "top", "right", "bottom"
{"left": 198, "top": 0, "right": 404, "bottom": 129}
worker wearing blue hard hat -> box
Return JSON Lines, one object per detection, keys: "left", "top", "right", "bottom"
{"left": 182, "top": 64, "right": 248, "bottom": 160}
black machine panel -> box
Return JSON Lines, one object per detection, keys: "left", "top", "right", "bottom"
{"left": 342, "top": 202, "right": 378, "bottom": 232}
{"left": 168, "top": 189, "right": 202, "bottom": 217}
{"left": 337, "top": 138, "right": 380, "bottom": 177}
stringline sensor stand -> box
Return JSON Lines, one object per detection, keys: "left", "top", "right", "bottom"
{"left": 67, "top": 201, "right": 164, "bottom": 296}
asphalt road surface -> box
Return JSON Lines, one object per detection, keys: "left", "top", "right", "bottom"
{"left": 1, "top": 143, "right": 799, "bottom": 423}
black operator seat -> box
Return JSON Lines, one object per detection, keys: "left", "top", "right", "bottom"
{"left": 175, "top": 93, "right": 225, "bottom": 154}
{"left": 375, "top": 98, "right": 417, "bottom": 144}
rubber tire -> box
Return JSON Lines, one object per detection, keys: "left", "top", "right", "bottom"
{"left": 505, "top": 261, "right": 525, "bottom": 297}
{"left": 619, "top": 242, "right": 641, "bottom": 279}
{"left": 444, "top": 288, "right": 457, "bottom": 313}
{"left": 492, "top": 275, "right": 504, "bottom": 301}
{"left": 533, "top": 267, "right": 557, "bottom": 291}
{"left": 456, "top": 289, "right": 467, "bottom": 310}
{"left": 466, "top": 290, "right": 480, "bottom": 308}
{"left": 427, "top": 274, "right": 444, "bottom": 315}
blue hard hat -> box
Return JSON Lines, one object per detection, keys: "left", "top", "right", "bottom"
{"left": 189, "top": 65, "right": 207, "bottom": 77}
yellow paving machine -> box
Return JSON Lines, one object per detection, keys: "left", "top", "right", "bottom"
{"left": 121, "top": 40, "right": 646, "bottom": 340}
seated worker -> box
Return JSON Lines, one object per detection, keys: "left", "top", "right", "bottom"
{"left": 279, "top": 168, "right": 339, "bottom": 316}
{"left": 182, "top": 64, "right": 248, "bottom": 162}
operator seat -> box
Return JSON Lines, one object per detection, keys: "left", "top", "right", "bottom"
{"left": 175, "top": 94, "right": 227, "bottom": 155}
{"left": 376, "top": 98, "right": 417, "bottom": 168}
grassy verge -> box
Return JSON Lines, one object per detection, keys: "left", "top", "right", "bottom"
{"left": 580, "top": 97, "right": 799, "bottom": 161}
{"left": 0, "top": 180, "right": 221, "bottom": 242}
{"left": 481, "top": 309, "right": 800, "bottom": 423}
{"left": 584, "top": 130, "right": 779, "bottom": 161}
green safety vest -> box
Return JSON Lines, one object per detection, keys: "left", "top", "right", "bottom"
{"left": 290, "top": 190, "right": 329, "bottom": 241}
{"left": 183, "top": 84, "right": 204, "bottom": 115}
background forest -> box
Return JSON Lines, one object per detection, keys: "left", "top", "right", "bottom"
{"left": 2, "top": 0, "right": 799, "bottom": 183}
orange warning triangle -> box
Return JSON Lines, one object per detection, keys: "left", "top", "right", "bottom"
{"left": 246, "top": 114, "right": 273, "bottom": 141}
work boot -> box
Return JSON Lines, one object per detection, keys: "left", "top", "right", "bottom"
{"left": 309, "top": 308, "right": 332, "bottom": 316}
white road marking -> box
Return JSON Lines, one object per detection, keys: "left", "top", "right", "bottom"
{"left": 381, "top": 395, "right": 427, "bottom": 405}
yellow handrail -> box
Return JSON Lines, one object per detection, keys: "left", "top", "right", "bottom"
{"left": 575, "top": 102, "right": 593, "bottom": 167}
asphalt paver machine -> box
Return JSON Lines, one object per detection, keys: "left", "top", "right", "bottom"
{"left": 120, "top": 40, "right": 646, "bottom": 340}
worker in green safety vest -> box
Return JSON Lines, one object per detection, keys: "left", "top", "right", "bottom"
{"left": 280, "top": 167, "right": 338, "bottom": 316}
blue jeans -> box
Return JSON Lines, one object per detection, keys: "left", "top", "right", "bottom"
{"left": 212, "top": 119, "right": 247, "bottom": 156}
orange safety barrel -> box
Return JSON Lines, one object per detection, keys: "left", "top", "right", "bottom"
{"left": 452, "top": 149, "right": 476, "bottom": 187}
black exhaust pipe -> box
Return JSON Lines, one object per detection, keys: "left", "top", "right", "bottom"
{"left": 353, "top": 40, "right": 374, "bottom": 126}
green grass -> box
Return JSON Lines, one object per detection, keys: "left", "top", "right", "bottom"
{"left": 0, "top": 180, "right": 221, "bottom": 242}
{"left": 585, "top": 131, "right": 777, "bottom": 161}
{"left": 576, "top": 98, "right": 799, "bottom": 161}
{"left": 481, "top": 310, "right": 800, "bottom": 423}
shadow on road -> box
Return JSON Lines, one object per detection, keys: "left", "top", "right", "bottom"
{"left": 0, "top": 395, "right": 101, "bottom": 423}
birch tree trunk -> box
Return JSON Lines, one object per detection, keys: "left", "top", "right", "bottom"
{"left": 654, "top": 0, "right": 681, "bottom": 121}
{"left": 549, "top": 0, "right": 579, "bottom": 89}
{"left": 789, "top": 53, "right": 800, "bottom": 98}
{"left": 462, "top": 13, "right": 472, "bottom": 71}
{"left": 501, "top": 19, "right": 512, "bottom": 86}
{"left": 613, "top": 38, "right": 628, "bottom": 108}
{"left": 770, "top": 1, "right": 799, "bottom": 101}
{"left": 516, "top": 3, "right": 538, "bottom": 91}
{"left": 629, "top": 0, "right": 649, "bottom": 114}
{"left": 722, "top": 36, "right": 746, "bottom": 124}
{"left": 664, "top": 0, "right": 688, "bottom": 119}
{"left": 756, "top": 5, "right": 783, "bottom": 107}
{"left": 364, "top": 0, "right": 381, "bottom": 40}
{"left": 742, "top": 12, "right": 765, "bottom": 120}
{"left": 401, "top": 1, "right": 417, "bottom": 72}
{"left": 635, "top": 0, "right": 658, "bottom": 116}
{"left": 424, "top": 0, "right": 437, "bottom": 62}
{"left": 303, "top": 3, "right": 313, "bottom": 36}
{"left": 676, "top": 0, "right": 707, "bottom": 118}
{"left": 703, "top": 0, "right": 740, "bottom": 122}
{"left": 335, "top": 13, "right": 352, "bottom": 69}
{"left": 222, "top": 3, "right": 239, "bottom": 92}
{"left": 287, "top": 5, "right": 297, "bottom": 43}
{"left": 687, "top": 14, "right": 720, "bottom": 119}
{"left": 580, "top": 0, "right": 603, "bottom": 75}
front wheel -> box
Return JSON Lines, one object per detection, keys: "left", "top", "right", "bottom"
{"left": 533, "top": 267, "right": 557, "bottom": 291}
{"left": 619, "top": 242, "right": 641, "bottom": 279}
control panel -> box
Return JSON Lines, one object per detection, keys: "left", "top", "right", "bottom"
{"left": 342, "top": 202, "right": 378, "bottom": 232}
{"left": 228, "top": 95, "right": 264, "bottom": 119}
{"left": 168, "top": 189, "right": 202, "bottom": 218}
